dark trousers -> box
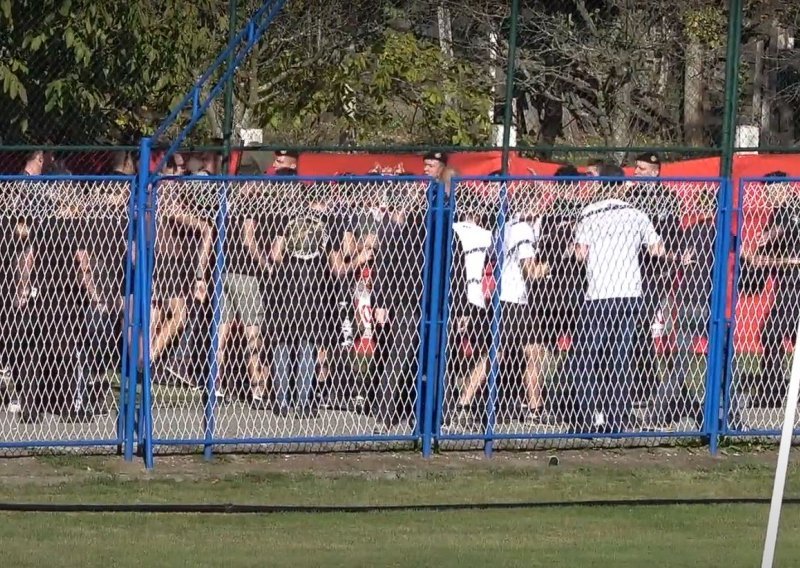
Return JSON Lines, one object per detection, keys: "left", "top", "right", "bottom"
{"left": 570, "top": 297, "right": 641, "bottom": 432}
{"left": 757, "top": 283, "right": 800, "bottom": 405}
{"left": 373, "top": 308, "right": 417, "bottom": 427}
{"left": 650, "top": 300, "right": 707, "bottom": 425}
{"left": 630, "top": 285, "right": 661, "bottom": 401}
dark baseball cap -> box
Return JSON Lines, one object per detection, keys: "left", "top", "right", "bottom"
{"left": 423, "top": 151, "right": 448, "bottom": 165}
{"left": 275, "top": 149, "right": 300, "bottom": 159}
{"left": 635, "top": 152, "right": 661, "bottom": 166}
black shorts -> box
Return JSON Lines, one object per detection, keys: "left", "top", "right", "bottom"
{"left": 501, "top": 302, "right": 557, "bottom": 349}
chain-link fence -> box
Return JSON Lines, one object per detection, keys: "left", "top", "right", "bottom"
{"left": 145, "top": 176, "right": 431, "bottom": 451}
{"left": 2, "top": 171, "right": 800, "bottom": 462}
{"left": 0, "top": 175, "right": 134, "bottom": 454}
{"left": 436, "top": 176, "right": 723, "bottom": 449}
{"left": 727, "top": 176, "right": 800, "bottom": 435}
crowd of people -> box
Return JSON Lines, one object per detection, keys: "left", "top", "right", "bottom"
{"left": 1, "top": 148, "right": 797, "bottom": 436}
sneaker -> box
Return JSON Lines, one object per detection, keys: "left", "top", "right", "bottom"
{"left": 7, "top": 398, "right": 21, "bottom": 413}
{"left": 523, "top": 406, "right": 544, "bottom": 425}
{"left": 201, "top": 390, "right": 228, "bottom": 408}
{"left": 347, "top": 395, "right": 367, "bottom": 414}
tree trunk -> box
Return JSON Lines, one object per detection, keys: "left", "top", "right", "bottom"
{"left": 609, "top": 78, "right": 633, "bottom": 160}
{"left": 762, "top": 24, "right": 779, "bottom": 144}
{"left": 753, "top": 38, "right": 764, "bottom": 130}
{"left": 437, "top": 3, "right": 453, "bottom": 61}
{"left": 683, "top": 38, "right": 705, "bottom": 146}
{"left": 776, "top": 28, "right": 795, "bottom": 145}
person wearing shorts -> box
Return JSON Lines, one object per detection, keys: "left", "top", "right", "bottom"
{"left": 150, "top": 179, "right": 212, "bottom": 382}
{"left": 453, "top": 213, "right": 549, "bottom": 425}
{"left": 217, "top": 246, "right": 270, "bottom": 409}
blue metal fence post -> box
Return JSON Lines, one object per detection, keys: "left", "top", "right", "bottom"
{"left": 705, "top": 177, "right": 737, "bottom": 455}
{"left": 118, "top": 175, "right": 138, "bottom": 457}
{"left": 485, "top": 180, "right": 509, "bottom": 457}
{"left": 204, "top": 179, "right": 228, "bottom": 460}
{"left": 720, "top": 177, "right": 747, "bottom": 441}
{"left": 433, "top": 184, "right": 457, "bottom": 440}
{"left": 422, "top": 181, "right": 448, "bottom": 457}
{"left": 129, "top": 137, "right": 152, "bottom": 465}
{"left": 414, "top": 182, "right": 436, "bottom": 443}
{"left": 704, "top": 178, "right": 728, "bottom": 454}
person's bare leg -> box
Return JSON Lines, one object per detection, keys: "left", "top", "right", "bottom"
{"left": 523, "top": 343, "right": 548, "bottom": 411}
{"left": 458, "top": 355, "right": 488, "bottom": 406}
{"left": 244, "top": 325, "right": 267, "bottom": 401}
{"left": 150, "top": 297, "right": 187, "bottom": 362}
{"left": 146, "top": 304, "right": 164, "bottom": 368}
{"left": 215, "top": 322, "right": 231, "bottom": 395}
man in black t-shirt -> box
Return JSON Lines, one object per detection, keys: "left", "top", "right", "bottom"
{"left": 647, "top": 193, "right": 716, "bottom": 428}
{"left": 745, "top": 172, "right": 800, "bottom": 408}
{"left": 268, "top": 181, "right": 333, "bottom": 418}
{"left": 319, "top": 184, "right": 379, "bottom": 409}
{"left": 627, "top": 153, "right": 683, "bottom": 404}
{"left": 370, "top": 178, "right": 428, "bottom": 432}
{"left": 216, "top": 185, "right": 271, "bottom": 409}
{"left": 17, "top": 188, "right": 91, "bottom": 423}
{"left": 74, "top": 180, "right": 131, "bottom": 415}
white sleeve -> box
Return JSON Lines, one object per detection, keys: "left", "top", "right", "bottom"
{"left": 512, "top": 221, "right": 537, "bottom": 260}
{"left": 640, "top": 213, "right": 661, "bottom": 247}
{"left": 575, "top": 217, "right": 590, "bottom": 246}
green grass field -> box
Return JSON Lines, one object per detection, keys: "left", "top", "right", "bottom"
{"left": 0, "top": 449, "right": 798, "bottom": 567}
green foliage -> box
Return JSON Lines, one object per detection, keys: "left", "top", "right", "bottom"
{"left": 0, "top": 0, "right": 226, "bottom": 144}
{"left": 255, "top": 29, "right": 492, "bottom": 145}
{"left": 684, "top": 6, "right": 726, "bottom": 48}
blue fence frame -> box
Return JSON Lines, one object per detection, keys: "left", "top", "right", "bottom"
{"left": 433, "top": 176, "right": 730, "bottom": 453}
{"left": 0, "top": 174, "right": 136, "bottom": 453}
{"left": 720, "top": 176, "right": 800, "bottom": 438}
{"left": 2, "top": 171, "right": 800, "bottom": 466}
{"left": 137, "top": 174, "right": 439, "bottom": 465}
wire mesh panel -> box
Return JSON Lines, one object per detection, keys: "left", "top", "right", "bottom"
{"left": 0, "top": 176, "right": 132, "bottom": 453}
{"left": 438, "top": 176, "right": 721, "bottom": 448}
{"left": 727, "top": 177, "right": 800, "bottom": 435}
{"left": 147, "top": 176, "right": 429, "bottom": 450}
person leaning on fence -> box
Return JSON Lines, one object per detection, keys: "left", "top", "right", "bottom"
{"left": 626, "top": 152, "right": 684, "bottom": 405}
{"left": 743, "top": 171, "right": 800, "bottom": 409}
{"left": 568, "top": 164, "right": 667, "bottom": 433}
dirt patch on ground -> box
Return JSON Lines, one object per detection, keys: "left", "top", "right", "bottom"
{"left": 0, "top": 446, "right": 788, "bottom": 487}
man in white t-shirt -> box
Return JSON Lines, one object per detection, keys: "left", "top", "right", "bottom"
{"left": 569, "top": 164, "right": 666, "bottom": 433}
{"left": 450, "top": 207, "right": 549, "bottom": 426}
